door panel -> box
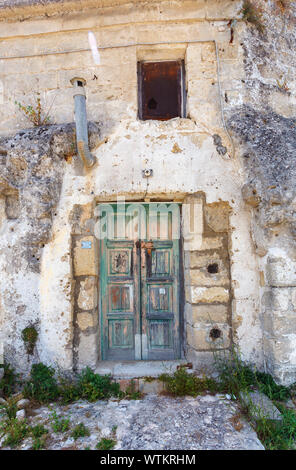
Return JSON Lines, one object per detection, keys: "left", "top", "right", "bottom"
{"left": 99, "top": 203, "right": 180, "bottom": 361}
{"left": 141, "top": 239, "right": 180, "bottom": 360}
{"left": 101, "top": 240, "right": 140, "bottom": 360}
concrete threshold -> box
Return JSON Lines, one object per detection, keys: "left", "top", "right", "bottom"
{"left": 95, "top": 360, "right": 188, "bottom": 379}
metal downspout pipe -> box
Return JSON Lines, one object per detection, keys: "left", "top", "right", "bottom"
{"left": 70, "top": 77, "right": 96, "bottom": 168}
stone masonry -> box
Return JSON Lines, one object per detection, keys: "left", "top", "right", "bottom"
{"left": 0, "top": 0, "right": 295, "bottom": 384}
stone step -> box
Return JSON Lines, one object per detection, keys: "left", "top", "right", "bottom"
{"left": 118, "top": 377, "right": 166, "bottom": 395}
{"left": 95, "top": 360, "right": 188, "bottom": 380}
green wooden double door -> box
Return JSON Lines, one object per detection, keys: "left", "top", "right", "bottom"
{"left": 99, "top": 203, "right": 181, "bottom": 361}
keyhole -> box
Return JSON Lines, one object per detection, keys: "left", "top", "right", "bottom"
{"left": 148, "top": 98, "right": 157, "bottom": 109}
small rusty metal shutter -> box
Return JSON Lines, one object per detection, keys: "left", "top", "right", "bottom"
{"left": 138, "top": 60, "right": 185, "bottom": 121}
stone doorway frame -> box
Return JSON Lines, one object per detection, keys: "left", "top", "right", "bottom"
{"left": 72, "top": 192, "right": 232, "bottom": 373}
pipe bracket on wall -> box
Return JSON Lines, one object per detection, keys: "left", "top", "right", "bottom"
{"left": 70, "top": 77, "right": 96, "bottom": 168}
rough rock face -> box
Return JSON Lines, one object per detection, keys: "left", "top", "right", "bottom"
{"left": 227, "top": 1, "right": 296, "bottom": 384}
{"left": 0, "top": 124, "right": 73, "bottom": 273}
{"left": 0, "top": 122, "right": 99, "bottom": 371}
{"left": 0, "top": 394, "right": 265, "bottom": 450}
{"left": 228, "top": 2, "right": 296, "bottom": 252}
{"left": 229, "top": 106, "right": 296, "bottom": 246}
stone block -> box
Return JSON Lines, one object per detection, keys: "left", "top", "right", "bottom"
{"left": 70, "top": 202, "right": 94, "bottom": 235}
{"left": 266, "top": 257, "right": 296, "bottom": 287}
{"left": 189, "top": 268, "right": 229, "bottom": 287}
{"left": 77, "top": 312, "right": 98, "bottom": 331}
{"left": 201, "top": 43, "right": 216, "bottom": 62}
{"left": 182, "top": 197, "right": 203, "bottom": 251}
{"left": 191, "top": 286, "right": 229, "bottom": 304}
{"left": 187, "top": 79, "right": 216, "bottom": 100}
{"left": 204, "top": 203, "right": 230, "bottom": 232}
{"left": 189, "top": 251, "right": 224, "bottom": 268}
{"left": 73, "top": 236, "right": 98, "bottom": 277}
{"left": 273, "top": 339, "right": 296, "bottom": 364}
{"left": 200, "top": 237, "right": 224, "bottom": 250}
{"left": 272, "top": 365, "right": 296, "bottom": 387}
{"left": 265, "top": 310, "right": 296, "bottom": 337}
{"left": 263, "top": 337, "right": 275, "bottom": 363}
{"left": 118, "top": 378, "right": 139, "bottom": 393}
{"left": 240, "top": 391, "right": 282, "bottom": 421}
{"left": 138, "top": 379, "right": 165, "bottom": 394}
{"left": 262, "top": 310, "right": 274, "bottom": 336}
{"left": 185, "top": 303, "right": 229, "bottom": 325}
{"left": 270, "top": 288, "right": 291, "bottom": 311}
{"left": 217, "top": 44, "right": 240, "bottom": 61}
{"left": 205, "top": 0, "right": 242, "bottom": 19}
{"left": 77, "top": 277, "right": 98, "bottom": 310}
{"left": 77, "top": 331, "right": 98, "bottom": 370}
{"left": 186, "top": 323, "right": 230, "bottom": 350}
{"left": 186, "top": 44, "right": 202, "bottom": 64}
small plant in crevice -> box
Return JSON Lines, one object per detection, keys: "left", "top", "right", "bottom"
{"left": 30, "top": 424, "right": 49, "bottom": 450}
{"left": 30, "top": 424, "right": 49, "bottom": 439}
{"left": 32, "top": 435, "right": 47, "bottom": 450}
{"left": 253, "top": 403, "right": 296, "bottom": 450}
{"left": 0, "top": 397, "right": 18, "bottom": 420}
{"left": 49, "top": 408, "right": 70, "bottom": 433}
{"left": 159, "top": 366, "right": 221, "bottom": 397}
{"left": 0, "top": 418, "right": 29, "bottom": 448}
{"left": 14, "top": 92, "right": 51, "bottom": 127}
{"left": 76, "top": 367, "right": 121, "bottom": 402}
{"left": 276, "top": 78, "right": 289, "bottom": 93}
{"left": 213, "top": 347, "right": 291, "bottom": 401}
{"left": 0, "top": 363, "right": 18, "bottom": 398}
{"left": 23, "top": 363, "right": 59, "bottom": 403}
{"left": 22, "top": 326, "right": 38, "bottom": 355}
{"left": 96, "top": 420, "right": 117, "bottom": 450}
{"left": 96, "top": 437, "right": 117, "bottom": 450}
{"left": 58, "top": 376, "right": 80, "bottom": 404}
{"left": 143, "top": 376, "right": 155, "bottom": 383}
{"left": 124, "top": 379, "right": 142, "bottom": 400}
{"left": 0, "top": 418, "right": 49, "bottom": 450}
{"left": 71, "top": 422, "right": 90, "bottom": 440}
{"left": 213, "top": 347, "right": 296, "bottom": 450}
{"left": 241, "top": 0, "right": 264, "bottom": 33}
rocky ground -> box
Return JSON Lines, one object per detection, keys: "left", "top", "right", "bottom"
{"left": 0, "top": 393, "right": 264, "bottom": 450}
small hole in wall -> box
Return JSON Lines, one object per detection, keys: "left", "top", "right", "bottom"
{"left": 207, "top": 263, "right": 219, "bottom": 274}
{"left": 210, "top": 328, "right": 222, "bottom": 340}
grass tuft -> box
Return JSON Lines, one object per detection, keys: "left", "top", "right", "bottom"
{"left": 71, "top": 423, "right": 90, "bottom": 440}
{"left": 96, "top": 438, "right": 116, "bottom": 450}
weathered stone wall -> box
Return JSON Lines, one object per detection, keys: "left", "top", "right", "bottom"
{"left": 225, "top": 1, "right": 296, "bottom": 384}
{"left": 0, "top": 123, "right": 100, "bottom": 373}
{"left": 183, "top": 194, "right": 232, "bottom": 368}
{"left": 0, "top": 0, "right": 294, "bottom": 383}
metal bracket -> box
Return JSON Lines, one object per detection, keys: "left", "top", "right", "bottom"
{"left": 142, "top": 169, "right": 153, "bottom": 178}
